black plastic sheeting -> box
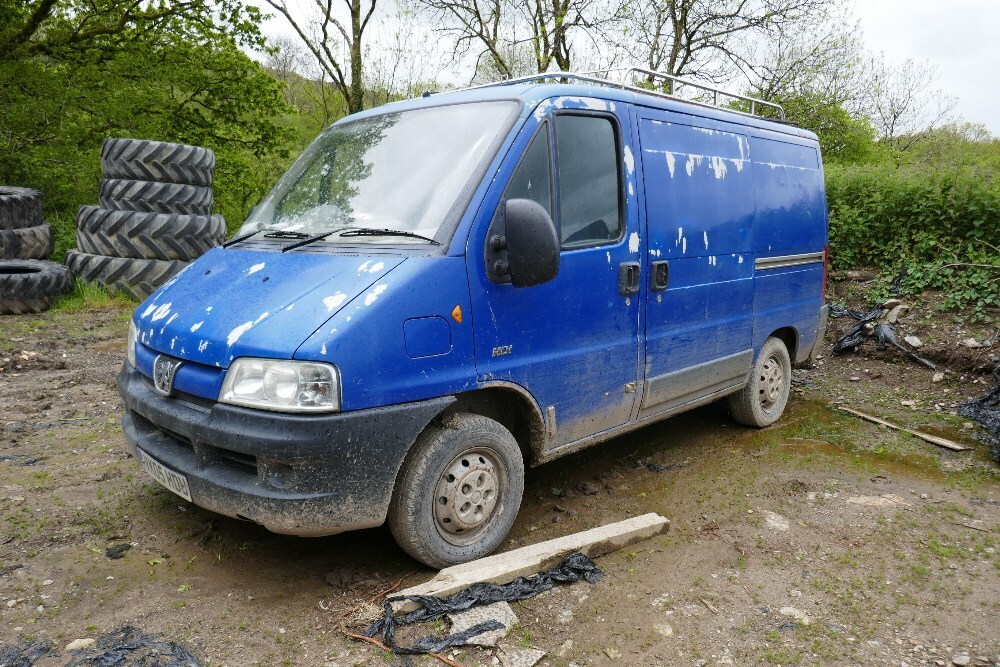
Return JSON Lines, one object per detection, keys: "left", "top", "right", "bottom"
{"left": 959, "top": 369, "right": 1000, "bottom": 463}
{"left": 0, "top": 627, "right": 200, "bottom": 667}
{"left": 365, "top": 552, "right": 603, "bottom": 655}
{"left": 829, "top": 304, "right": 935, "bottom": 369}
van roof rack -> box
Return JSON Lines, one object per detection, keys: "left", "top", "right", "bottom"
{"left": 455, "top": 67, "right": 785, "bottom": 121}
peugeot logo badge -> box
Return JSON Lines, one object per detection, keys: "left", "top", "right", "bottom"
{"left": 153, "top": 355, "right": 183, "bottom": 397}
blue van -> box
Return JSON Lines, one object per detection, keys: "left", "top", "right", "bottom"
{"left": 118, "top": 71, "right": 828, "bottom": 567}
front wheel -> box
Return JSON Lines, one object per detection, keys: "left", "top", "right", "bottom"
{"left": 729, "top": 336, "right": 792, "bottom": 427}
{"left": 388, "top": 413, "right": 525, "bottom": 568}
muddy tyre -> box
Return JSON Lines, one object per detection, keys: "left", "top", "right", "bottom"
{"left": 101, "top": 138, "right": 215, "bottom": 186}
{"left": 0, "top": 186, "right": 44, "bottom": 230}
{"left": 388, "top": 413, "right": 524, "bottom": 568}
{"left": 99, "top": 178, "right": 213, "bottom": 216}
{"left": 0, "top": 224, "right": 54, "bottom": 260}
{"left": 75, "top": 206, "right": 224, "bottom": 261}
{"left": 65, "top": 249, "right": 188, "bottom": 301}
{"left": 0, "top": 259, "right": 72, "bottom": 314}
{"left": 729, "top": 336, "right": 792, "bottom": 428}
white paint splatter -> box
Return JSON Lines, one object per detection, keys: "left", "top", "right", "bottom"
{"left": 364, "top": 284, "right": 388, "bottom": 306}
{"left": 170, "top": 337, "right": 176, "bottom": 350}
{"left": 198, "top": 340, "right": 209, "bottom": 352}
{"left": 166, "top": 313, "right": 178, "bottom": 326}
{"left": 676, "top": 227, "right": 683, "bottom": 246}
{"left": 665, "top": 153, "right": 676, "bottom": 178}
{"left": 623, "top": 145, "right": 635, "bottom": 174}
{"left": 141, "top": 303, "right": 157, "bottom": 318}
{"left": 190, "top": 321, "right": 203, "bottom": 332}
{"left": 703, "top": 231, "right": 709, "bottom": 250}
{"left": 205, "top": 306, "right": 213, "bottom": 313}
{"left": 682, "top": 237, "right": 687, "bottom": 254}
{"left": 710, "top": 156, "right": 728, "bottom": 179}
{"left": 227, "top": 321, "right": 253, "bottom": 346}
{"left": 369, "top": 261, "right": 384, "bottom": 273}
{"left": 323, "top": 293, "right": 347, "bottom": 311}
{"left": 150, "top": 303, "right": 172, "bottom": 322}
{"left": 628, "top": 232, "right": 640, "bottom": 253}
{"left": 247, "top": 262, "right": 265, "bottom": 275}
{"left": 254, "top": 311, "right": 269, "bottom": 324}
{"left": 287, "top": 303, "right": 294, "bottom": 311}
{"left": 606, "top": 251, "right": 611, "bottom": 264}
{"left": 738, "top": 255, "right": 744, "bottom": 264}
{"left": 357, "top": 260, "right": 371, "bottom": 273}
{"left": 321, "top": 344, "right": 327, "bottom": 355}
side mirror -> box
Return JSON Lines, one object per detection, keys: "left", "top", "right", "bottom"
{"left": 504, "top": 198, "right": 560, "bottom": 288}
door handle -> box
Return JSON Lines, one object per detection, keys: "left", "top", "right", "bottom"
{"left": 619, "top": 262, "right": 640, "bottom": 295}
{"left": 651, "top": 260, "right": 669, "bottom": 291}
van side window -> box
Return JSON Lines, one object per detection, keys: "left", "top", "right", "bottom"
{"left": 555, "top": 115, "right": 622, "bottom": 248}
{"left": 505, "top": 125, "right": 553, "bottom": 218}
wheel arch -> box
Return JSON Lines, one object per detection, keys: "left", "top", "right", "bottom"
{"left": 766, "top": 326, "right": 799, "bottom": 362}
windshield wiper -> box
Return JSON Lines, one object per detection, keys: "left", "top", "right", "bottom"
{"left": 280, "top": 231, "right": 337, "bottom": 252}
{"left": 337, "top": 228, "right": 441, "bottom": 245}
{"left": 223, "top": 230, "right": 260, "bottom": 248}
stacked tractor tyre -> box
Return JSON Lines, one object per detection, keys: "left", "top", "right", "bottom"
{"left": 0, "top": 187, "right": 72, "bottom": 314}
{"left": 67, "top": 139, "right": 225, "bottom": 301}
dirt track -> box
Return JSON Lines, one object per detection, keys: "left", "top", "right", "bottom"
{"left": 1, "top": 301, "right": 998, "bottom": 667}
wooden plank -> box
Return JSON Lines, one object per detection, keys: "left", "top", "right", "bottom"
{"left": 392, "top": 513, "right": 670, "bottom": 613}
{"left": 837, "top": 406, "right": 970, "bottom": 452}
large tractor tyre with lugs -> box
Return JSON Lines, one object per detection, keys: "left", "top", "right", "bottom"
{"left": 65, "top": 250, "right": 188, "bottom": 302}
{"left": 0, "top": 260, "right": 72, "bottom": 314}
{"left": 101, "top": 138, "right": 215, "bottom": 186}
{"left": 99, "top": 178, "right": 213, "bottom": 216}
{"left": 0, "top": 187, "right": 44, "bottom": 230}
{"left": 75, "top": 206, "right": 224, "bottom": 261}
{"left": 0, "top": 224, "right": 54, "bottom": 260}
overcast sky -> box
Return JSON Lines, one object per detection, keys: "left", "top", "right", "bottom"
{"left": 854, "top": 0, "right": 1000, "bottom": 135}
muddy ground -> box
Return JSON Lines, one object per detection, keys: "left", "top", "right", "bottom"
{"left": 1, "top": 287, "right": 998, "bottom": 667}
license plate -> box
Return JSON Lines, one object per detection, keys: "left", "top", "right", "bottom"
{"left": 137, "top": 450, "right": 192, "bottom": 502}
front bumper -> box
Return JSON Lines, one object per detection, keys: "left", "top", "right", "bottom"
{"left": 118, "top": 363, "right": 453, "bottom": 535}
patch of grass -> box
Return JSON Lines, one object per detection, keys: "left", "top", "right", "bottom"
{"left": 51, "top": 279, "right": 134, "bottom": 314}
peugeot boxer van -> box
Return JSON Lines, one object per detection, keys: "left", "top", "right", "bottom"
{"left": 119, "top": 72, "right": 829, "bottom": 567}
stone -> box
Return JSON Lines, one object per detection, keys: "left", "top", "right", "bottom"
{"left": 557, "top": 608, "right": 573, "bottom": 624}
{"left": 885, "top": 304, "right": 909, "bottom": 324}
{"left": 958, "top": 338, "right": 982, "bottom": 349}
{"left": 603, "top": 647, "right": 622, "bottom": 659}
{"left": 952, "top": 655, "right": 971, "bottom": 666}
{"left": 904, "top": 335, "right": 923, "bottom": 348}
{"left": 778, "top": 606, "right": 811, "bottom": 625}
{"left": 447, "top": 601, "right": 518, "bottom": 647}
{"left": 882, "top": 298, "right": 902, "bottom": 309}
{"left": 654, "top": 622, "right": 674, "bottom": 637}
{"left": 932, "top": 372, "right": 946, "bottom": 383}
{"left": 501, "top": 646, "right": 547, "bottom": 667}
{"left": 65, "top": 638, "right": 95, "bottom": 651}
{"left": 557, "top": 640, "right": 574, "bottom": 657}
{"left": 764, "top": 511, "right": 789, "bottom": 532}
{"left": 577, "top": 481, "right": 600, "bottom": 496}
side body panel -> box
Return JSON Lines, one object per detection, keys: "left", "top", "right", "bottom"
{"left": 636, "top": 108, "right": 755, "bottom": 419}
{"left": 747, "top": 127, "right": 827, "bottom": 360}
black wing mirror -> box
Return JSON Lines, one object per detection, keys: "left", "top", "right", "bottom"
{"left": 503, "top": 198, "right": 559, "bottom": 288}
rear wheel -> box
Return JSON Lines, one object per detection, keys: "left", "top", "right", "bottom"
{"left": 729, "top": 336, "right": 792, "bottom": 427}
{"left": 388, "top": 413, "right": 524, "bottom": 568}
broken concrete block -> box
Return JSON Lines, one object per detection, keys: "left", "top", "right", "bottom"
{"left": 499, "top": 646, "right": 547, "bottom": 667}
{"left": 447, "top": 601, "right": 517, "bottom": 647}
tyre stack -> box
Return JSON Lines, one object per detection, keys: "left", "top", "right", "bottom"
{"left": 0, "top": 187, "right": 72, "bottom": 314}
{"left": 66, "top": 138, "right": 225, "bottom": 301}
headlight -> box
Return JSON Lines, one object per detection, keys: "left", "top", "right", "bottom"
{"left": 219, "top": 359, "right": 340, "bottom": 412}
{"left": 127, "top": 321, "right": 137, "bottom": 367}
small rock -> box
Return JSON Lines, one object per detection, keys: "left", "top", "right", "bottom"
{"left": 502, "top": 646, "right": 547, "bottom": 667}
{"left": 932, "top": 371, "right": 945, "bottom": 383}
{"left": 654, "top": 622, "right": 674, "bottom": 637}
{"left": 885, "top": 304, "right": 909, "bottom": 323}
{"left": 850, "top": 376, "right": 861, "bottom": 382}
{"left": 42, "top": 580, "right": 53, "bottom": 586}
{"left": 448, "top": 602, "right": 518, "bottom": 647}
{"left": 557, "top": 609, "right": 573, "bottom": 624}
{"left": 904, "top": 335, "right": 923, "bottom": 349}
{"left": 65, "top": 638, "right": 95, "bottom": 651}
{"left": 952, "top": 654, "right": 971, "bottom": 666}
{"left": 576, "top": 481, "right": 599, "bottom": 496}
{"left": 882, "top": 298, "right": 902, "bottom": 309}
{"left": 764, "top": 511, "right": 790, "bottom": 532}
{"left": 105, "top": 544, "right": 131, "bottom": 559}
{"left": 779, "top": 606, "right": 811, "bottom": 625}
{"left": 557, "top": 640, "right": 574, "bottom": 657}
{"left": 958, "top": 338, "right": 982, "bottom": 349}
{"left": 603, "top": 647, "right": 622, "bottom": 659}
{"left": 901, "top": 399, "right": 917, "bottom": 407}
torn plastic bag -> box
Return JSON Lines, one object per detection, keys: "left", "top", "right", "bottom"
{"left": 365, "top": 551, "right": 603, "bottom": 655}
{"left": 65, "top": 626, "right": 200, "bottom": 667}
{"left": 831, "top": 305, "right": 883, "bottom": 354}
{"left": 873, "top": 323, "right": 936, "bottom": 370}
{"left": 0, "top": 639, "right": 52, "bottom": 666}
{"left": 959, "top": 368, "right": 1000, "bottom": 463}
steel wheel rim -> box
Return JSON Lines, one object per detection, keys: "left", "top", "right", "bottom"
{"left": 433, "top": 447, "right": 508, "bottom": 547}
{"left": 758, "top": 353, "right": 785, "bottom": 411}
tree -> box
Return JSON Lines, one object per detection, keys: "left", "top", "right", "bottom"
{"left": 262, "top": 0, "right": 378, "bottom": 114}
{"left": 860, "top": 55, "right": 957, "bottom": 150}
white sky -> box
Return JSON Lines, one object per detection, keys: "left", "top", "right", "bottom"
{"left": 854, "top": 0, "right": 1000, "bottom": 135}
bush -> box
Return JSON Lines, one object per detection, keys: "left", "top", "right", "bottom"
{"left": 826, "top": 163, "right": 1000, "bottom": 319}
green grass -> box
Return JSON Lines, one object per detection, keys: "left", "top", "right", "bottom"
{"left": 51, "top": 279, "right": 134, "bottom": 313}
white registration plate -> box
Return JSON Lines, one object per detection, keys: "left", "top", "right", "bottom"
{"left": 137, "top": 450, "right": 192, "bottom": 502}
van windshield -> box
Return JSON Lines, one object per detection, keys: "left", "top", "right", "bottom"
{"left": 239, "top": 101, "right": 517, "bottom": 245}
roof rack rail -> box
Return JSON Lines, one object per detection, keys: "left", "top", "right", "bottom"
{"left": 453, "top": 67, "right": 784, "bottom": 121}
